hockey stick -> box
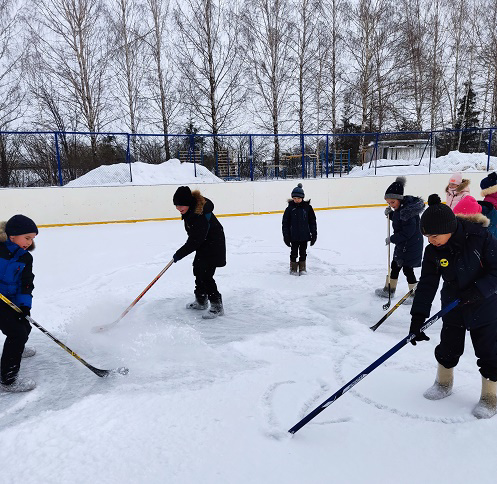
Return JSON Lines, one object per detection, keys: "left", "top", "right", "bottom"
{"left": 0, "top": 293, "right": 128, "bottom": 377}
{"left": 288, "top": 299, "right": 459, "bottom": 435}
{"left": 92, "top": 259, "right": 174, "bottom": 333}
{"left": 383, "top": 216, "right": 392, "bottom": 311}
{"left": 370, "top": 284, "right": 417, "bottom": 331}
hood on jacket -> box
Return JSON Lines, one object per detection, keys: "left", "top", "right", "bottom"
{"left": 0, "top": 221, "right": 36, "bottom": 251}
{"left": 399, "top": 195, "right": 425, "bottom": 221}
{"left": 481, "top": 184, "right": 497, "bottom": 197}
{"left": 446, "top": 179, "right": 470, "bottom": 194}
{"left": 455, "top": 213, "right": 490, "bottom": 227}
{"left": 191, "top": 190, "right": 214, "bottom": 215}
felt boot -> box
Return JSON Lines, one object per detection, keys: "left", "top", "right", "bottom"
{"left": 375, "top": 277, "right": 397, "bottom": 298}
{"left": 472, "top": 377, "right": 497, "bottom": 419}
{"left": 424, "top": 364, "right": 453, "bottom": 400}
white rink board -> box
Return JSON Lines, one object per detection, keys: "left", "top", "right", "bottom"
{"left": 0, "top": 172, "right": 490, "bottom": 226}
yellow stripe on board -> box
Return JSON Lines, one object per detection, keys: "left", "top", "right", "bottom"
{"left": 37, "top": 203, "right": 388, "bottom": 228}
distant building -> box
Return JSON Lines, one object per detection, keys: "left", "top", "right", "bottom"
{"left": 362, "top": 138, "right": 435, "bottom": 165}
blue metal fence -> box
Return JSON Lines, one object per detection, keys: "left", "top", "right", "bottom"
{"left": 0, "top": 127, "right": 496, "bottom": 187}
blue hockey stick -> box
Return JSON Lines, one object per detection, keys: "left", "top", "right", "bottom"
{"left": 288, "top": 299, "right": 459, "bottom": 435}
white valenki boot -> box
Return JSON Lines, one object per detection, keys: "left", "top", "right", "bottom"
{"left": 1, "top": 378, "right": 36, "bottom": 393}
{"left": 402, "top": 283, "right": 417, "bottom": 306}
{"left": 424, "top": 364, "right": 453, "bottom": 400}
{"left": 375, "top": 277, "right": 397, "bottom": 298}
{"left": 22, "top": 346, "right": 36, "bottom": 358}
{"left": 472, "top": 377, "right": 497, "bottom": 419}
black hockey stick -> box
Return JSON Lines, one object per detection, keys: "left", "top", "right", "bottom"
{"left": 383, "top": 216, "right": 392, "bottom": 310}
{"left": 370, "top": 285, "right": 417, "bottom": 331}
{"left": 288, "top": 300, "right": 459, "bottom": 435}
{"left": 0, "top": 293, "right": 128, "bottom": 377}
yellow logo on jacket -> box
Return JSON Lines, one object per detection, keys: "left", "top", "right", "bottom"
{"left": 440, "top": 259, "right": 449, "bottom": 267}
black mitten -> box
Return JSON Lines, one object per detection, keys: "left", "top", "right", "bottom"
{"left": 409, "top": 314, "right": 430, "bottom": 346}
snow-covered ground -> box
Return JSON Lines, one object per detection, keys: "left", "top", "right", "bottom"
{"left": 65, "top": 158, "right": 223, "bottom": 186}
{"left": 1, "top": 208, "right": 497, "bottom": 484}
{"left": 350, "top": 150, "right": 497, "bottom": 177}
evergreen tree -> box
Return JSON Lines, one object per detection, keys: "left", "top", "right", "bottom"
{"left": 454, "top": 82, "right": 481, "bottom": 152}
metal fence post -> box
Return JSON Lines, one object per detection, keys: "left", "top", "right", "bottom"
{"left": 126, "top": 134, "right": 132, "bottom": 182}
{"left": 300, "top": 133, "right": 305, "bottom": 178}
{"left": 249, "top": 135, "right": 254, "bottom": 181}
{"left": 325, "top": 135, "right": 329, "bottom": 178}
{"left": 347, "top": 149, "right": 351, "bottom": 174}
{"left": 428, "top": 131, "right": 433, "bottom": 173}
{"left": 487, "top": 129, "right": 493, "bottom": 172}
{"left": 54, "top": 132, "right": 63, "bottom": 186}
{"left": 374, "top": 133, "right": 379, "bottom": 176}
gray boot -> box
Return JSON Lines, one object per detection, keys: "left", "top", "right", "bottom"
{"left": 375, "top": 277, "right": 397, "bottom": 298}
{"left": 403, "top": 283, "right": 417, "bottom": 306}
{"left": 1, "top": 378, "right": 36, "bottom": 393}
{"left": 290, "top": 261, "right": 298, "bottom": 275}
{"left": 202, "top": 295, "right": 224, "bottom": 319}
{"left": 298, "top": 260, "right": 307, "bottom": 275}
{"left": 472, "top": 377, "right": 497, "bottom": 419}
{"left": 424, "top": 364, "right": 453, "bottom": 400}
{"left": 186, "top": 294, "right": 208, "bottom": 310}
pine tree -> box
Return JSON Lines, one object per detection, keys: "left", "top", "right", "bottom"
{"left": 454, "top": 82, "right": 481, "bottom": 152}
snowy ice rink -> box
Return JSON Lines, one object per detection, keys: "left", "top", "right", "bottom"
{"left": 1, "top": 207, "right": 497, "bottom": 483}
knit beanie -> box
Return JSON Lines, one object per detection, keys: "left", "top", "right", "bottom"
{"left": 449, "top": 172, "right": 463, "bottom": 185}
{"left": 291, "top": 183, "right": 305, "bottom": 198}
{"left": 384, "top": 176, "right": 406, "bottom": 200}
{"left": 5, "top": 214, "right": 38, "bottom": 237}
{"left": 420, "top": 194, "right": 457, "bottom": 235}
{"left": 453, "top": 195, "right": 482, "bottom": 216}
{"left": 480, "top": 172, "right": 497, "bottom": 191}
{"left": 173, "top": 186, "right": 195, "bottom": 206}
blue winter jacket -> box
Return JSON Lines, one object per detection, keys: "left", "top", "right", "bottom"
{"left": 0, "top": 228, "right": 35, "bottom": 309}
{"left": 389, "top": 195, "right": 425, "bottom": 268}
{"left": 411, "top": 219, "right": 497, "bottom": 330}
{"left": 479, "top": 201, "right": 497, "bottom": 239}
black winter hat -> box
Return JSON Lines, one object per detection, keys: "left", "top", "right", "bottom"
{"left": 480, "top": 172, "right": 497, "bottom": 191}
{"left": 291, "top": 183, "right": 305, "bottom": 198}
{"left": 173, "top": 186, "right": 195, "bottom": 206}
{"left": 5, "top": 214, "right": 38, "bottom": 237}
{"left": 384, "top": 176, "right": 406, "bottom": 200}
{"left": 420, "top": 194, "right": 457, "bottom": 235}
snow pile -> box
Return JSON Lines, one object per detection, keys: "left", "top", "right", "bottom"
{"left": 349, "top": 150, "right": 497, "bottom": 177}
{"left": 65, "top": 158, "right": 223, "bottom": 187}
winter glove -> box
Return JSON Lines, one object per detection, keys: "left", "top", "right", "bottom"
{"left": 284, "top": 237, "right": 291, "bottom": 247}
{"left": 173, "top": 253, "right": 179, "bottom": 263}
{"left": 19, "top": 306, "right": 30, "bottom": 320}
{"left": 409, "top": 313, "right": 430, "bottom": 346}
{"left": 310, "top": 235, "right": 317, "bottom": 246}
{"left": 459, "top": 286, "right": 483, "bottom": 305}
{"left": 384, "top": 206, "right": 393, "bottom": 216}
{"left": 385, "top": 236, "right": 391, "bottom": 245}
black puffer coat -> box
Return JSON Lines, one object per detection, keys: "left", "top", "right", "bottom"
{"left": 173, "top": 191, "right": 226, "bottom": 267}
{"left": 282, "top": 200, "right": 317, "bottom": 242}
{"left": 411, "top": 219, "right": 497, "bottom": 330}
{"left": 389, "top": 195, "right": 424, "bottom": 267}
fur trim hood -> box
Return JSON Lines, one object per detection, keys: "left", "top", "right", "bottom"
{"left": 481, "top": 184, "right": 497, "bottom": 197}
{"left": 191, "top": 190, "right": 214, "bottom": 216}
{"left": 0, "top": 221, "right": 36, "bottom": 250}
{"left": 399, "top": 195, "right": 425, "bottom": 221}
{"left": 455, "top": 212, "right": 490, "bottom": 227}
{"left": 445, "top": 178, "right": 470, "bottom": 194}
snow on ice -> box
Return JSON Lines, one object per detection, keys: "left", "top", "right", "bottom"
{"left": 1, "top": 201, "right": 496, "bottom": 484}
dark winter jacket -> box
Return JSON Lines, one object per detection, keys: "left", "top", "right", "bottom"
{"left": 173, "top": 190, "right": 226, "bottom": 267}
{"left": 0, "top": 222, "right": 35, "bottom": 309}
{"left": 282, "top": 200, "right": 317, "bottom": 243}
{"left": 389, "top": 195, "right": 424, "bottom": 268}
{"left": 411, "top": 219, "right": 497, "bottom": 330}
{"left": 479, "top": 201, "right": 497, "bottom": 238}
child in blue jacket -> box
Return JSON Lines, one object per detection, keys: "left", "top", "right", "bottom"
{"left": 0, "top": 215, "right": 38, "bottom": 392}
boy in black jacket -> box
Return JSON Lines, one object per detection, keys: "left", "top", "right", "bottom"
{"left": 409, "top": 194, "right": 497, "bottom": 418}
{"left": 282, "top": 183, "right": 317, "bottom": 275}
{"left": 173, "top": 186, "right": 226, "bottom": 319}
{"left": 0, "top": 215, "right": 38, "bottom": 392}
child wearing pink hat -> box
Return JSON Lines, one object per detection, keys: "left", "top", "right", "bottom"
{"left": 446, "top": 172, "right": 470, "bottom": 209}
{"left": 453, "top": 195, "right": 497, "bottom": 238}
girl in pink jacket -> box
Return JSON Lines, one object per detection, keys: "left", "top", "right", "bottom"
{"left": 445, "top": 172, "right": 470, "bottom": 209}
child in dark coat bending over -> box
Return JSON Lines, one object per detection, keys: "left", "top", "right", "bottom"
{"left": 282, "top": 183, "right": 317, "bottom": 275}
{"left": 173, "top": 186, "right": 226, "bottom": 319}
{"left": 409, "top": 195, "right": 497, "bottom": 419}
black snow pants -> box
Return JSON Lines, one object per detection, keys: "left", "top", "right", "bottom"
{"left": 193, "top": 259, "right": 221, "bottom": 303}
{"left": 290, "top": 241, "right": 308, "bottom": 262}
{"left": 0, "top": 305, "right": 31, "bottom": 385}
